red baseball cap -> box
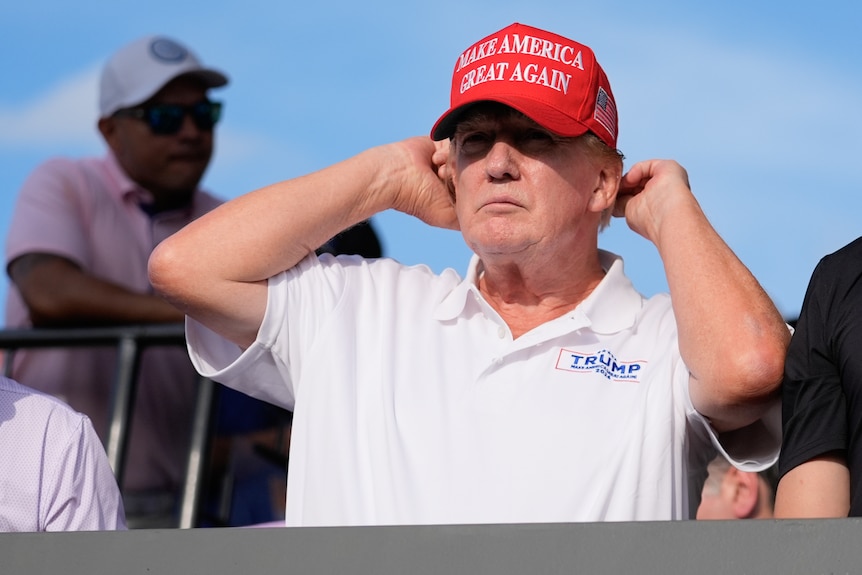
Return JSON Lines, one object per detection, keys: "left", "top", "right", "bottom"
{"left": 431, "top": 23, "right": 618, "bottom": 149}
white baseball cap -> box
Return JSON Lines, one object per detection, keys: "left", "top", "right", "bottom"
{"left": 99, "top": 35, "right": 228, "bottom": 117}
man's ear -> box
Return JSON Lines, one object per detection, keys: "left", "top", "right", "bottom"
{"left": 588, "top": 164, "right": 621, "bottom": 214}
{"left": 97, "top": 117, "right": 118, "bottom": 149}
{"left": 727, "top": 468, "right": 760, "bottom": 519}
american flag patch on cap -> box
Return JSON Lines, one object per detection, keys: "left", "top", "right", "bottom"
{"left": 593, "top": 87, "right": 617, "bottom": 142}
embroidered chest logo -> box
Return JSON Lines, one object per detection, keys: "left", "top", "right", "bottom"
{"left": 555, "top": 348, "right": 647, "bottom": 382}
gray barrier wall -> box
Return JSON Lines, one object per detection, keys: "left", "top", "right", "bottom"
{"left": 4, "top": 519, "right": 862, "bottom": 575}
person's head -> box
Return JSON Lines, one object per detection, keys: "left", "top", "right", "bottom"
{"left": 696, "top": 455, "right": 777, "bottom": 520}
{"left": 96, "top": 36, "right": 228, "bottom": 210}
{"left": 430, "top": 23, "right": 623, "bottom": 259}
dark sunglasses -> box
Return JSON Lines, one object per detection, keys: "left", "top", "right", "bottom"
{"left": 113, "top": 100, "right": 223, "bottom": 135}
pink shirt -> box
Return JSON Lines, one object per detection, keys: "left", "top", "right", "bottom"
{"left": 0, "top": 376, "right": 126, "bottom": 531}
{"left": 4, "top": 153, "right": 222, "bottom": 492}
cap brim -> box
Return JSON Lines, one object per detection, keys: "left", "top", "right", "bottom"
{"left": 431, "top": 96, "right": 590, "bottom": 141}
{"left": 176, "top": 68, "right": 229, "bottom": 89}
{"left": 119, "top": 68, "right": 229, "bottom": 112}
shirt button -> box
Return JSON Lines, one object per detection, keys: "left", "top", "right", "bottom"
{"left": 497, "top": 326, "right": 506, "bottom": 339}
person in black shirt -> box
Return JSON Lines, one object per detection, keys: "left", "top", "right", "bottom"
{"left": 775, "top": 237, "right": 862, "bottom": 517}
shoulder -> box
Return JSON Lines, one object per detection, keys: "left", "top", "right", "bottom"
{"left": 21, "top": 156, "right": 81, "bottom": 185}
{"left": 803, "top": 237, "right": 862, "bottom": 309}
{"left": 592, "top": 250, "right": 675, "bottom": 334}
{"left": 28, "top": 155, "right": 109, "bottom": 179}
{"left": 0, "top": 375, "right": 55, "bottom": 404}
{"left": 831, "top": 236, "right": 862, "bottom": 258}
{"left": 348, "top": 256, "right": 463, "bottom": 301}
{"left": 304, "top": 253, "right": 459, "bottom": 284}
{"left": 278, "top": 255, "right": 462, "bottom": 313}
{"left": 814, "top": 236, "right": 862, "bottom": 278}
{"left": 0, "top": 377, "right": 88, "bottom": 433}
{"left": 31, "top": 156, "right": 81, "bottom": 172}
{"left": 19, "top": 155, "right": 105, "bottom": 197}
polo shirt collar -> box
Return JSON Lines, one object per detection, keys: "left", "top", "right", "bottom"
{"left": 435, "top": 250, "right": 644, "bottom": 335}
{"left": 104, "top": 152, "right": 157, "bottom": 206}
{"left": 434, "top": 254, "right": 482, "bottom": 321}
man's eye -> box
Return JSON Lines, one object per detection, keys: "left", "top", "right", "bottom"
{"left": 522, "top": 129, "right": 554, "bottom": 143}
{"left": 459, "top": 133, "right": 492, "bottom": 153}
{"left": 462, "top": 132, "right": 489, "bottom": 144}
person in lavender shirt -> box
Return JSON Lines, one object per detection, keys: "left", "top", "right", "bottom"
{"left": 0, "top": 377, "right": 125, "bottom": 531}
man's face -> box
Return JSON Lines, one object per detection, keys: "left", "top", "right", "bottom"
{"left": 99, "top": 76, "right": 215, "bottom": 207}
{"left": 449, "top": 105, "right": 612, "bottom": 260}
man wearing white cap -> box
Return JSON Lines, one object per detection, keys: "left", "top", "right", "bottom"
{"left": 151, "top": 23, "right": 789, "bottom": 525}
{"left": 4, "top": 35, "right": 227, "bottom": 527}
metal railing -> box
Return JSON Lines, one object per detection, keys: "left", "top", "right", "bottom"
{"left": 0, "top": 323, "right": 214, "bottom": 529}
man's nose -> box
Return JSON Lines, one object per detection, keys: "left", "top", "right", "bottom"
{"left": 484, "top": 140, "right": 520, "bottom": 181}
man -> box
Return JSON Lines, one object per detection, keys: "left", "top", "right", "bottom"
{"left": 0, "top": 377, "right": 126, "bottom": 531}
{"left": 696, "top": 455, "right": 776, "bottom": 520}
{"left": 150, "top": 23, "right": 789, "bottom": 525}
{"left": 774, "top": 237, "right": 862, "bottom": 518}
{"left": 4, "top": 35, "right": 228, "bottom": 527}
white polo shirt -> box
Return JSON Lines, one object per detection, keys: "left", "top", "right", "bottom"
{"left": 187, "top": 250, "right": 779, "bottom": 526}
{"left": 0, "top": 377, "right": 126, "bottom": 531}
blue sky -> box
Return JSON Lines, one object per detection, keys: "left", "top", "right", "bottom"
{"left": 1, "top": 0, "right": 860, "bottom": 320}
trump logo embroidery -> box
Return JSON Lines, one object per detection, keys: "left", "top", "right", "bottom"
{"left": 555, "top": 348, "right": 646, "bottom": 382}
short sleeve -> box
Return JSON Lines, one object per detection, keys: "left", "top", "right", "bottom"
{"left": 6, "top": 157, "right": 92, "bottom": 267}
{"left": 779, "top": 260, "right": 848, "bottom": 477}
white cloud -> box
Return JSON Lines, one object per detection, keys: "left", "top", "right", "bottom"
{"left": 0, "top": 66, "right": 101, "bottom": 149}
{"left": 0, "top": 66, "right": 278, "bottom": 167}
